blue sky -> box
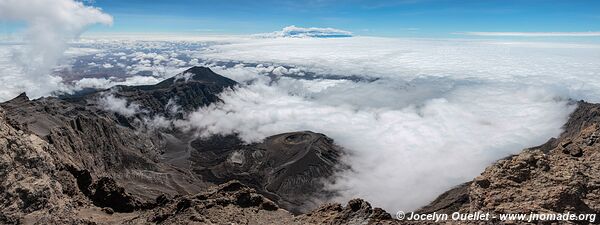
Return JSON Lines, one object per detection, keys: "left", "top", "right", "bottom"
{"left": 5, "top": 0, "right": 600, "bottom": 38}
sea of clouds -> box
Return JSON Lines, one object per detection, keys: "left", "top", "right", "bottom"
{"left": 125, "top": 37, "right": 600, "bottom": 211}
{"left": 2, "top": 0, "right": 600, "bottom": 213}
{"left": 57, "top": 36, "right": 596, "bottom": 212}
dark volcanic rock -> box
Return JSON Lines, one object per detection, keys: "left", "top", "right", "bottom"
{"left": 416, "top": 182, "right": 471, "bottom": 215}
{"left": 0, "top": 105, "right": 91, "bottom": 224}
{"left": 127, "top": 181, "right": 398, "bottom": 225}
{"left": 298, "top": 199, "right": 396, "bottom": 225}
{"left": 88, "top": 177, "right": 143, "bottom": 212}
{"left": 190, "top": 131, "right": 344, "bottom": 213}
{"left": 0, "top": 92, "right": 204, "bottom": 204}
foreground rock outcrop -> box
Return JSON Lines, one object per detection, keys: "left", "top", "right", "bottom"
{"left": 125, "top": 180, "right": 393, "bottom": 225}
{"left": 0, "top": 106, "right": 71, "bottom": 224}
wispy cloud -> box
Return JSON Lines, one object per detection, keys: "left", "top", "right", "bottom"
{"left": 253, "top": 25, "right": 352, "bottom": 38}
{"left": 0, "top": 0, "right": 112, "bottom": 100}
{"left": 460, "top": 31, "right": 600, "bottom": 37}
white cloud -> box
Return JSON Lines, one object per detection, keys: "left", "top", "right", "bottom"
{"left": 117, "top": 75, "right": 161, "bottom": 86}
{"left": 75, "top": 77, "right": 112, "bottom": 89}
{"left": 173, "top": 72, "right": 194, "bottom": 82}
{"left": 272, "top": 66, "right": 288, "bottom": 76}
{"left": 73, "top": 75, "right": 162, "bottom": 90}
{"left": 254, "top": 25, "right": 353, "bottom": 38}
{"left": 196, "top": 37, "right": 600, "bottom": 101}
{"left": 461, "top": 31, "right": 600, "bottom": 37}
{"left": 98, "top": 92, "right": 142, "bottom": 117}
{"left": 0, "top": 0, "right": 112, "bottom": 101}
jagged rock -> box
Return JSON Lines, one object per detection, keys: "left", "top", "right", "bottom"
{"left": 129, "top": 181, "right": 296, "bottom": 225}
{"left": 126, "top": 181, "right": 399, "bottom": 225}
{"left": 88, "top": 177, "right": 144, "bottom": 212}
{"left": 0, "top": 106, "right": 87, "bottom": 224}
{"left": 416, "top": 182, "right": 471, "bottom": 215}
{"left": 102, "top": 207, "right": 114, "bottom": 215}
{"left": 298, "top": 198, "right": 396, "bottom": 225}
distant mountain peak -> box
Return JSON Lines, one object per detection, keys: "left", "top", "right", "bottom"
{"left": 156, "top": 66, "right": 237, "bottom": 87}
{"left": 94, "top": 66, "right": 238, "bottom": 117}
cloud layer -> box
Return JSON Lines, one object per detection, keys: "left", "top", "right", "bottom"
{"left": 179, "top": 37, "right": 599, "bottom": 212}
{"left": 196, "top": 37, "right": 600, "bottom": 101}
